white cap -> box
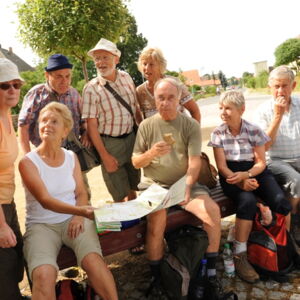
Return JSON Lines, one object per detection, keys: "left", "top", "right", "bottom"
{"left": 88, "top": 38, "right": 121, "bottom": 58}
{"left": 0, "top": 58, "right": 24, "bottom": 83}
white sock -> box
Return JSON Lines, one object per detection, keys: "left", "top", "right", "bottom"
{"left": 234, "top": 240, "right": 247, "bottom": 254}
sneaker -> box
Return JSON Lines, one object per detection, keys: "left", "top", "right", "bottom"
{"left": 291, "top": 214, "right": 300, "bottom": 246}
{"left": 234, "top": 252, "right": 259, "bottom": 283}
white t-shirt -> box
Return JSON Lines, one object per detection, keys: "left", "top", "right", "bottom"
{"left": 24, "top": 148, "right": 76, "bottom": 225}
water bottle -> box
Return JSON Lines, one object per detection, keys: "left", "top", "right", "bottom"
{"left": 189, "top": 259, "right": 207, "bottom": 299}
{"left": 223, "top": 243, "right": 235, "bottom": 278}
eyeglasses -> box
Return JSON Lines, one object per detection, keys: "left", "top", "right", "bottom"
{"left": 0, "top": 83, "right": 23, "bottom": 90}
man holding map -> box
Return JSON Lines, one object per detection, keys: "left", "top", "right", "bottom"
{"left": 131, "top": 77, "right": 222, "bottom": 297}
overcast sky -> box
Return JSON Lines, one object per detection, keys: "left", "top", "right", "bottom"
{"left": 1, "top": 0, "right": 300, "bottom": 77}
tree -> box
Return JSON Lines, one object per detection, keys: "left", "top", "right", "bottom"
{"left": 117, "top": 15, "right": 148, "bottom": 86}
{"left": 218, "top": 70, "right": 228, "bottom": 89}
{"left": 17, "top": 0, "right": 129, "bottom": 81}
{"left": 274, "top": 38, "right": 300, "bottom": 73}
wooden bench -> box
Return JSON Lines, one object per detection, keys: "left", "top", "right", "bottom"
{"left": 56, "top": 182, "right": 235, "bottom": 270}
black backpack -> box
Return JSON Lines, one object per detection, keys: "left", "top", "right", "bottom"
{"left": 160, "top": 225, "right": 208, "bottom": 300}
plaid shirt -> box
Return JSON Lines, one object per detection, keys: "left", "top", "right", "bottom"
{"left": 81, "top": 70, "right": 138, "bottom": 136}
{"left": 254, "top": 95, "right": 300, "bottom": 159}
{"left": 208, "top": 119, "right": 270, "bottom": 161}
{"left": 18, "top": 83, "right": 82, "bottom": 147}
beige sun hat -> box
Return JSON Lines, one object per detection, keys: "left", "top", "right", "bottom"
{"left": 88, "top": 38, "right": 121, "bottom": 58}
{"left": 0, "top": 58, "right": 24, "bottom": 83}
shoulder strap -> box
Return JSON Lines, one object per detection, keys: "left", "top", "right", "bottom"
{"left": 104, "top": 82, "right": 134, "bottom": 118}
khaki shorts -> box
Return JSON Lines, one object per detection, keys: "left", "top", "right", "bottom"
{"left": 23, "top": 218, "right": 102, "bottom": 279}
{"left": 101, "top": 132, "right": 141, "bottom": 201}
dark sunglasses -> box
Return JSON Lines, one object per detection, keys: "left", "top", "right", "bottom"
{"left": 0, "top": 83, "right": 23, "bottom": 90}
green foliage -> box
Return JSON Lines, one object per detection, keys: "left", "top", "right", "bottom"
{"left": 218, "top": 70, "right": 228, "bottom": 89}
{"left": 117, "top": 14, "right": 148, "bottom": 86}
{"left": 165, "top": 70, "right": 180, "bottom": 77}
{"left": 246, "top": 77, "right": 256, "bottom": 89}
{"left": 275, "top": 38, "right": 300, "bottom": 73}
{"left": 255, "top": 71, "right": 269, "bottom": 88}
{"left": 11, "top": 64, "right": 45, "bottom": 114}
{"left": 17, "top": 0, "right": 129, "bottom": 81}
{"left": 204, "top": 85, "right": 216, "bottom": 94}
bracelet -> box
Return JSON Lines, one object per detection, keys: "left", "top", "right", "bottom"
{"left": 247, "top": 170, "right": 253, "bottom": 178}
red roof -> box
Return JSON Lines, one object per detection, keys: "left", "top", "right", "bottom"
{"left": 181, "top": 70, "right": 220, "bottom": 87}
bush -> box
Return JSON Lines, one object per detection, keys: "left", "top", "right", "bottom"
{"left": 256, "top": 71, "right": 268, "bottom": 88}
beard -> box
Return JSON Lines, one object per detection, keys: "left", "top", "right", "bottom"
{"left": 97, "top": 63, "right": 116, "bottom": 78}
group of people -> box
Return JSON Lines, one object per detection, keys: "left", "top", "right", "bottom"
{"left": 0, "top": 35, "right": 300, "bottom": 299}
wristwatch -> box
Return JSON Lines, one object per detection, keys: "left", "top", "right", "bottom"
{"left": 247, "top": 170, "right": 253, "bottom": 178}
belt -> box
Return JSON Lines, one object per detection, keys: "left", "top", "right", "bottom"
{"left": 100, "top": 131, "right": 133, "bottom": 139}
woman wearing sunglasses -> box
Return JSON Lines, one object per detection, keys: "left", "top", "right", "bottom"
{"left": 0, "top": 58, "right": 26, "bottom": 300}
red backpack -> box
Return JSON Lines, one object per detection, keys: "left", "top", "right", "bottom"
{"left": 247, "top": 212, "right": 300, "bottom": 282}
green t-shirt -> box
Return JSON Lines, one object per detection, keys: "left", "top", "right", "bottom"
{"left": 133, "top": 113, "right": 202, "bottom": 187}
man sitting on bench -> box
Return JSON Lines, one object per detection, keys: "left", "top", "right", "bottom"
{"left": 131, "top": 77, "right": 222, "bottom": 297}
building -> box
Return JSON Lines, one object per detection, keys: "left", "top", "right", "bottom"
{"left": 0, "top": 45, "right": 34, "bottom": 72}
{"left": 181, "top": 69, "right": 221, "bottom": 87}
{"left": 253, "top": 60, "right": 268, "bottom": 76}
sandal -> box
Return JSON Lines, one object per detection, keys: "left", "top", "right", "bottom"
{"left": 129, "top": 244, "right": 145, "bottom": 255}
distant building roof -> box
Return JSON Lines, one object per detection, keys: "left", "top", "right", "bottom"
{"left": 0, "top": 45, "right": 34, "bottom": 72}
{"left": 181, "top": 69, "right": 221, "bottom": 87}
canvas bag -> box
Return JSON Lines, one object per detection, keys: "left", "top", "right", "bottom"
{"left": 64, "top": 131, "right": 101, "bottom": 172}
{"left": 198, "top": 152, "right": 218, "bottom": 189}
{"left": 160, "top": 225, "right": 208, "bottom": 300}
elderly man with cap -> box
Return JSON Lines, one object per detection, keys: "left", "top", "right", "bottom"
{"left": 82, "top": 38, "right": 142, "bottom": 203}
{"left": 0, "top": 58, "right": 27, "bottom": 299}
{"left": 18, "top": 54, "right": 87, "bottom": 154}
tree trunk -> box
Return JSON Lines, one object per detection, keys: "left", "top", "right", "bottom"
{"left": 81, "top": 57, "right": 89, "bottom": 82}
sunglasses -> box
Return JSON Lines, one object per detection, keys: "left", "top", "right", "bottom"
{"left": 0, "top": 83, "right": 23, "bottom": 90}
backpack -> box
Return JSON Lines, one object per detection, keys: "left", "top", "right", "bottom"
{"left": 248, "top": 212, "right": 300, "bottom": 282}
{"left": 160, "top": 225, "right": 208, "bottom": 300}
{"left": 55, "top": 279, "right": 96, "bottom": 300}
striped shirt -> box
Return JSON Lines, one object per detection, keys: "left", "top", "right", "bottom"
{"left": 18, "top": 83, "right": 82, "bottom": 146}
{"left": 254, "top": 96, "right": 300, "bottom": 159}
{"left": 208, "top": 119, "right": 270, "bottom": 161}
{"left": 81, "top": 70, "right": 138, "bottom": 136}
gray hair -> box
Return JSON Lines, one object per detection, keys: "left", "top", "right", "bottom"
{"left": 269, "top": 65, "right": 295, "bottom": 85}
{"left": 137, "top": 47, "right": 167, "bottom": 75}
{"left": 219, "top": 90, "right": 245, "bottom": 109}
{"left": 154, "top": 77, "right": 182, "bottom": 99}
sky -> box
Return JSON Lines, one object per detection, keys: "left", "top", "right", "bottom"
{"left": 1, "top": 0, "right": 300, "bottom": 78}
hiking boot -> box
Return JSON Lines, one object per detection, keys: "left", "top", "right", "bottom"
{"left": 204, "top": 276, "right": 224, "bottom": 300}
{"left": 234, "top": 252, "right": 259, "bottom": 283}
{"left": 291, "top": 214, "right": 300, "bottom": 246}
{"left": 145, "top": 277, "right": 168, "bottom": 299}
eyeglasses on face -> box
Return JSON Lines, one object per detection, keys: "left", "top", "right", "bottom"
{"left": 0, "top": 82, "right": 23, "bottom": 90}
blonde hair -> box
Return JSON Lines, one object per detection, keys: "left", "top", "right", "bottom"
{"left": 39, "top": 102, "right": 74, "bottom": 132}
{"left": 219, "top": 90, "right": 245, "bottom": 109}
{"left": 137, "top": 47, "right": 167, "bottom": 75}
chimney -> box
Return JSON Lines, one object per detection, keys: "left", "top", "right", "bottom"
{"left": 9, "top": 47, "right": 13, "bottom": 54}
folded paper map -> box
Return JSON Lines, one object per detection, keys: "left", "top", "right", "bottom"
{"left": 94, "top": 176, "right": 187, "bottom": 226}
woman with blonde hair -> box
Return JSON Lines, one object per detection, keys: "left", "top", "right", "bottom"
{"left": 19, "top": 102, "right": 118, "bottom": 300}
{"left": 137, "top": 47, "right": 200, "bottom": 121}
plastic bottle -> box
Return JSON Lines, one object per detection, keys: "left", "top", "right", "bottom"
{"left": 190, "top": 259, "right": 207, "bottom": 299}
{"left": 223, "top": 243, "right": 235, "bottom": 278}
